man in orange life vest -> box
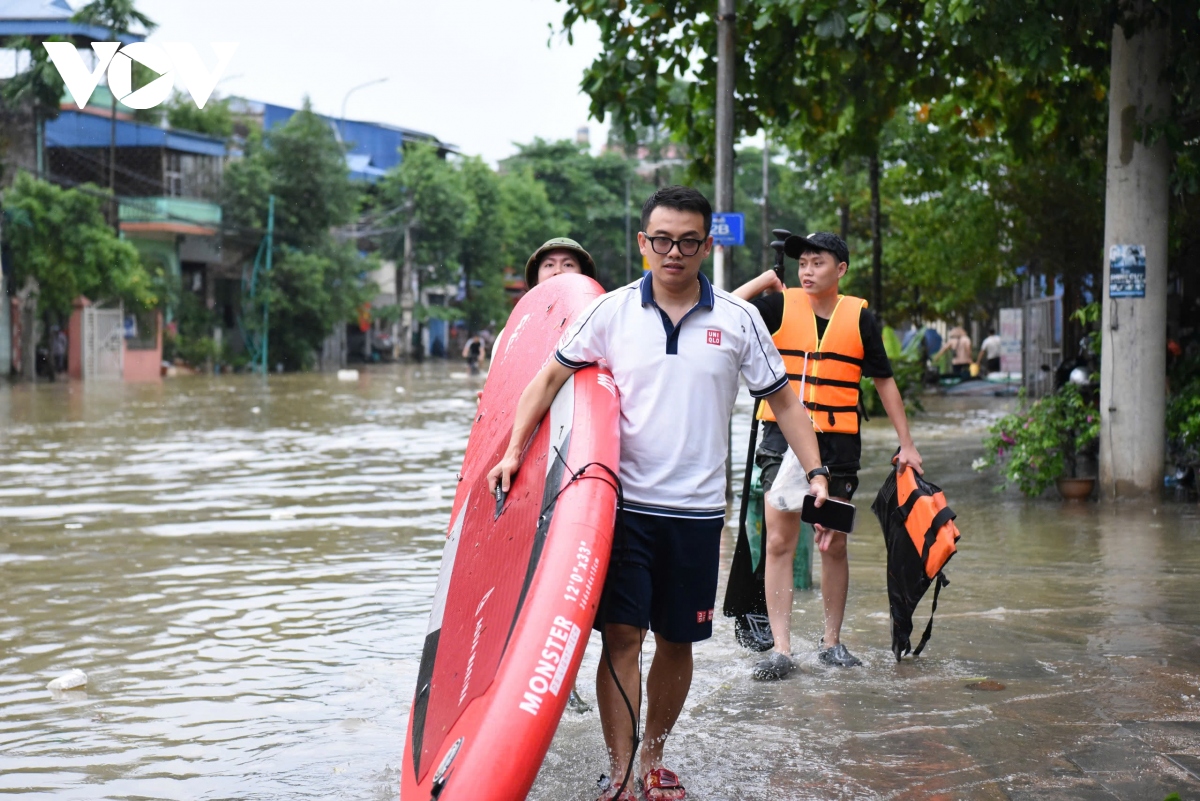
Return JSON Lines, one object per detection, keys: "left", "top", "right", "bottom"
{"left": 733, "top": 231, "right": 923, "bottom": 679}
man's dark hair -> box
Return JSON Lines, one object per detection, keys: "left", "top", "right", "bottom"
{"left": 640, "top": 185, "right": 713, "bottom": 236}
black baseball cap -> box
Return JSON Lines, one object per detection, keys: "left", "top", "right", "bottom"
{"left": 784, "top": 231, "right": 850, "bottom": 265}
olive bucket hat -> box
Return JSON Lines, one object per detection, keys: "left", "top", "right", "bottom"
{"left": 524, "top": 237, "right": 596, "bottom": 288}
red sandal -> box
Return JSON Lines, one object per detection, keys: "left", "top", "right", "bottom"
{"left": 642, "top": 767, "right": 686, "bottom": 800}
{"left": 597, "top": 786, "right": 637, "bottom": 801}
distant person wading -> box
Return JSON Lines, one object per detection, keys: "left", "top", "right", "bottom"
{"left": 977, "top": 328, "right": 1002, "bottom": 375}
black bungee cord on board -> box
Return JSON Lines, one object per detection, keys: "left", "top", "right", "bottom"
{"left": 538, "top": 448, "right": 639, "bottom": 801}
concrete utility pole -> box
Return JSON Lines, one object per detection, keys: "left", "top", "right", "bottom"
{"left": 713, "top": 0, "right": 735, "bottom": 291}
{"left": 1099, "top": 6, "right": 1170, "bottom": 497}
{"left": 400, "top": 214, "right": 416, "bottom": 359}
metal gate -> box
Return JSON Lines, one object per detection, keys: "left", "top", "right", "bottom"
{"left": 1023, "top": 296, "right": 1061, "bottom": 398}
{"left": 83, "top": 303, "right": 124, "bottom": 380}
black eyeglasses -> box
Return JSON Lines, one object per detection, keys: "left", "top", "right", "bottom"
{"left": 644, "top": 234, "right": 705, "bottom": 257}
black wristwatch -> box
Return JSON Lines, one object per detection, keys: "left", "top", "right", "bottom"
{"left": 806, "top": 465, "right": 831, "bottom": 482}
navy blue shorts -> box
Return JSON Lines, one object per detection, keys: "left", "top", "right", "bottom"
{"left": 593, "top": 510, "right": 724, "bottom": 643}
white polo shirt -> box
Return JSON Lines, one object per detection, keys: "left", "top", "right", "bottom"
{"left": 555, "top": 272, "right": 788, "bottom": 518}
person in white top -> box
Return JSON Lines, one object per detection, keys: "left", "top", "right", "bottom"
{"left": 976, "top": 328, "right": 1003, "bottom": 375}
{"left": 489, "top": 186, "right": 829, "bottom": 801}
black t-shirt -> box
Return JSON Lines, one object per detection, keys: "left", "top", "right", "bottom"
{"left": 752, "top": 292, "right": 892, "bottom": 472}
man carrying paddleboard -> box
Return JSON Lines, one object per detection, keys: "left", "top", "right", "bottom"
{"left": 489, "top": 186, "right": 830, "bottom": 801}
{"left": 733, "top": 231, "right": 923, "bottom": 679}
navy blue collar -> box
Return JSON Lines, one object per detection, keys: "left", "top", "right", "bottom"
{"left": 640, "top": 271, "right": 715, "bottom": 310}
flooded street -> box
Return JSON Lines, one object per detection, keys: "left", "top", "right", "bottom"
{"left": 2, "top": 364, "right": 1198, "bottom": 800}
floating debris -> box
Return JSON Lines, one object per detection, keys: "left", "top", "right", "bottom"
{"left": 250, "top": 407, "right": 261, "bottom": 414}
{"left": 966, "top": 679, "right": 1006, "bottom": 691}
{"left": 47, "top": 669, "right": 87, "bottom": 691}
{"left": 337, "top": 369, "right": 360, "bottom": 381}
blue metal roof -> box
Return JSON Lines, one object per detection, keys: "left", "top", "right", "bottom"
{"left": 45, "top": 110, "right": 227, "bottom": 157}
{"left": 0, "top": 0, "right": 144, "bottom": 44}
{"left": 262, "top": 103, "right": 446, "bottom": 183}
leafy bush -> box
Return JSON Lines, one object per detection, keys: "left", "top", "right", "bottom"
{"left": 975, "top": 384, "right": 1099, "bottom": 497}
{"left": 161, "top": 285, "right": 220, "bottom": 368}
{"left": 861, "top": 324, "right": 924, "bottom": 417}
{"left": 1167, "top": 351, "right": 1200, "bottom": 468}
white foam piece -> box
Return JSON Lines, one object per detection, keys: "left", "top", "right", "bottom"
{"left": 46, "top": 669, "right": 87, "bottom": 691}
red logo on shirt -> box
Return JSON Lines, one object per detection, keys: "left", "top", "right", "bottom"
{"left": 706, "top": 330, "right": 722, "bottom": 346}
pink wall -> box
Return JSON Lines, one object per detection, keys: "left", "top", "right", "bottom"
{"left": 68, "top": 296, "right": 88, "bottom": 380}
{"left": 123, "top": 311, "right": 162, "bottom": 382}
{"left": 67, "top": 299, "right": 163, "bottom": 381}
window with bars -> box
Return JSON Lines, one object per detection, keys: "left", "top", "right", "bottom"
{"left": 164, "top": 152, "right": 183, "bottom": 197}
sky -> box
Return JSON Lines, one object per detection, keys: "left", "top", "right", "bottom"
{"left": 75, "top": 0, "right": 612, "bottom": 163}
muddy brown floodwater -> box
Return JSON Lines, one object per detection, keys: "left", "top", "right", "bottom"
{"left": 1, "top": 364, "right": 1198, "bottom": 800}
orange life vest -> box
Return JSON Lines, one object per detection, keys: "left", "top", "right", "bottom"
{"left": 758, "top": 289, "right": 866, "bottom": 434}
{"left": 872, "top": 459, "right": 961, "bottom": 661}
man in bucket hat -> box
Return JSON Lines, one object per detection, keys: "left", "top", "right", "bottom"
{"left": 524, "top": 237, "right": 597, "bottom": 289}
{"left": 484, "top": 238, "right": 598, "bottom": 373}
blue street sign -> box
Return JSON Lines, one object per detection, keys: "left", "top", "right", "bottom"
{"left": 711, "top": 212, "right": 745, "bottom": 246}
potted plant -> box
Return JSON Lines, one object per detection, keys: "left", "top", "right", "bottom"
{"left": 975, "top": 383, "right": 1100, "bottom": 499}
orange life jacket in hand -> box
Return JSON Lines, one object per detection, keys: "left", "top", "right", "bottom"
{"left": 757, "top": 290, "right": 866, "bottom": 433}
{"left": 871, "top": 457, "right": 961, "bottom": 661}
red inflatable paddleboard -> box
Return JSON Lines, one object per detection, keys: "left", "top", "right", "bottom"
{"left": 401, "top": 273, "right": 620, "bottom": 800}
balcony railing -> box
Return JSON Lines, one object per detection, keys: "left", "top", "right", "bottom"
{"left": 118, "top": 196, "right": 221, "bottom": 227}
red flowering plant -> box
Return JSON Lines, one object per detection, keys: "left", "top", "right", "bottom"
{"left": 975, "top": 384, "right": 1100, "bottom": 497}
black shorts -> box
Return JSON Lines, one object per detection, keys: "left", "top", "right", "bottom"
{"left": 760, "top": 421, "right": 861, "bottom": 475}
{"left": 594, "top": 510, "right": 724, "bottom": 643}
{"left": 756, "top": 446, "right": 859, "bottom": 500}
{"left": 986, "top": 356, "right": 1001, "bottom": 373}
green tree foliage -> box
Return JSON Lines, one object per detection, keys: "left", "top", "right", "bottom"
{"left": 555, "top": 0, "right": 1200, "bottom": 330}
{"left": 1167, "top": 350, "right": 1200, "bottom": 468}
{"left": 380, "top": 142, "right": 470, "bottom": 287}
{"left": 221, "top": 99, "right": 372, "bottom": 370}
{"left": 166, "top": 92, "right": 234, "bottom": 138}
{"left": 501, "top": 139, "right": 638, "bottom": 289}
{"left": 2, "top": 172, "right": 156, "bottom": 317}
{"left": 221, "top": 128, "right": 270, "bottom": 235}
{"left": 266, "top": 243, "right": 375, "bottom": 371}
{"left": 0, "top": 36, "right": 67, "bottom": 183}
{"left": 495, "top": 165, "right": 566, "bottom": 268}
{"left": 376, "top": 143, "right": 566, "bottom": 331}
{"left": 457, "top": 157, "right": 504, "bottom": 330}
{"left": 264, "top": 100, "right": 357, "bottom": 249}
{"left": 0, "top": 37, "right": 65, "bottom": 122}
{"left": 72, "top": 0, "right": 153, "bottom": 37}
{"left": 224, "top": 100, "right": 357, "bottom": 248}
{"left": 72, "top": 0, "right": 157, "bottom": 179}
